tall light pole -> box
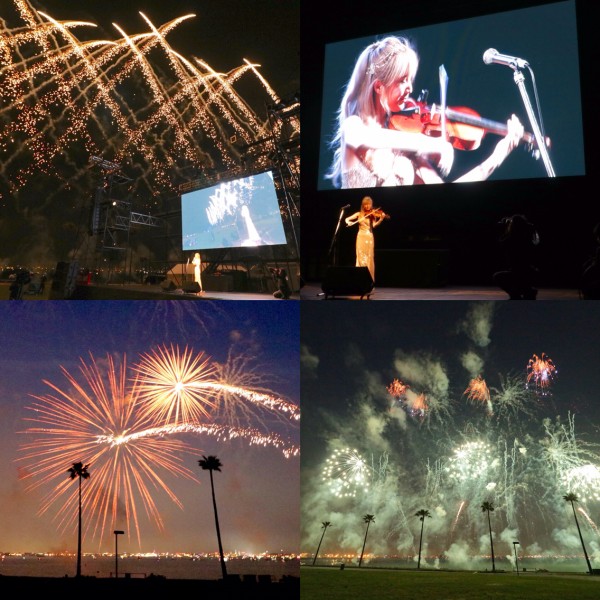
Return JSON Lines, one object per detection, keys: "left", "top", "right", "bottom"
{"left": 114, "top": 530, "right": 124, "bottom": 578}
{"left": 513, "top": 541, "right": 520, "bottom": 575}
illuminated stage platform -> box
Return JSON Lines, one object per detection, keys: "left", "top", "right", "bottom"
{"left": 70, "top": 284, "right": 299, "bottom": 301}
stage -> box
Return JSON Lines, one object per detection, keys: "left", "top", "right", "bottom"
{"left": 70, "top": 284, "right": 300, "bottom": 301}
{"left": 1, "top": 282, "right": 298, "bottom": 301}
{"left": 300, "top": 281, "right": 581, "bottom": 301}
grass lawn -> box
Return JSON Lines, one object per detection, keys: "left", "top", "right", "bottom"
{"left": 301, "top": 566, "right": 600, "bottom": 600}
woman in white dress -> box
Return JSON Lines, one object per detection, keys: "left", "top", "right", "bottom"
{"left": 192, "top": 252, "right": 203, "bottom": 293}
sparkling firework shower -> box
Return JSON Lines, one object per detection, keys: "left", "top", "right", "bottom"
{"left": 322, "top": 447, "right": 371, "bottom": 498}
{"left": 18, "top": 345, "right": 299, "bottom": 547}
{"left": 446, "top": 440, "right": 499, "bottom": 484}
{"left": 0, "top": 0, "right": 299, "bottom": 200}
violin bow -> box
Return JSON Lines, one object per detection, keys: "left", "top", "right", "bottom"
{"left": 439, "top": 64, "right": 448, "bottom": 144}
{"left": 410, "top": 65, "right": 450, "bottom": 181}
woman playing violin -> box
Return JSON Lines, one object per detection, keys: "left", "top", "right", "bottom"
{"left": 345, "top": 195, "right": 386, "bottom": 282}
{"left": 326, "top": 36, "right": 524, "bottom": 188}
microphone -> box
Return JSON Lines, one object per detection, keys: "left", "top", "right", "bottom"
{"left": 483, "top": 48, "right": 529, "bottom": 70}
{"left": 341, "top": 204, "right": 351, "bottom": 209}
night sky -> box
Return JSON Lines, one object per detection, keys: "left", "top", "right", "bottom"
{"left": 0, "top": 0, "right": 299, "bottom": 267}
{"left": 301, "top": 301, "right": 600, "bottom": 569}
{"left": 0, "top": 300, "right": 299, "bottom": 555}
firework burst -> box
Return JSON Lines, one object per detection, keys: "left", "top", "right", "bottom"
{"left": 387, "top": 378, "right": 409, "bottom": 401}
{"left": 446, "top": 440, "right": 499, "bottom": 485}
{"left": 322, "top": 447, "right": 371, "bottom": 498}
{"left": 408, "top": 392, "right": 429, "bottom": 418}
{"left": 464, "top": 375, "right": 492, "bottom": 415}
{"left": 133, "top": 343, "right": 300, "bottom": 430}
{"left": 17, "top": 352, "right": 198, "bottom": 548}
{"left": 489, "top": 372, "right": 534, "bottom": 422}
{"left": 133, "top": 344, "right": 218, "bottom": 424}
{"left": 540, "top": 414, "right": 600, "bottom": 504}
{"left": 564, "top": 464, "right": 600, "bottom": 503}
{"left": 526, "top": 353, "right": 557, "bottom": 395}
{"left": 18, "top": 345, "right": 299, "bottom": 547}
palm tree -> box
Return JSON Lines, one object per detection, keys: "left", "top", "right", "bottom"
{"left": 312, "top": 521, "right": 332, "bottom": 566}
{"left": 358, "top": 514, "right": 375, "bottom": 567}
{"left": 415, "top": 509, "right": 432, "bottom": 569}
{"left": 563, "top": 492, "right": 593, "bottom": 574}
{"left": 481, "top": 501, "right": 496, "bottom": 572}
{"left": 199, "top": 455, "right": 227, "bottom": 580}
{"left": 67, "top": 462, "right": 90, "bottom": 578}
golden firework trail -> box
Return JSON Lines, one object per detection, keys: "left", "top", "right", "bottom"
{"left": 99, "top": 423, "right": 299, "bottom": 459}
{"left": 0, "top": 0, "right": 291, "bottom": 196}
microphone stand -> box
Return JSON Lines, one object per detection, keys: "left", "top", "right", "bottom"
{"left": 327, "top": 206, "right": 348, "bottom": 267}
{"left": 512, "top": 68, "right": 555, "bottom": 177}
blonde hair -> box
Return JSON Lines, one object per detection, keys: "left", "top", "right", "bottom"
{"left": 326, "top": 36, "right": 418, "bottom": 188}
{"left": 360, "top": 196, "right": 373, "bottom": 213}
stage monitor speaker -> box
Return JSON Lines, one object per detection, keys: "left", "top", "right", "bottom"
{"left": 321, "top": 266, "right": 374, "bottom": 299}
{"left": 161, "top": 279, "right": 176, "bottom": 291}
{"left": 49, "top": 260, "right": 78, "bottom": 299}
{"left": 182, "top": 281, "right": 200, "bottom": 293}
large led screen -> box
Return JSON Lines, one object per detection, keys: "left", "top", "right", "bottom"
{"left": 181, "top": 170, "right": 287, "bottom": 251}
{"left": 317, "top": 0, "right": 584, "bottom": 190}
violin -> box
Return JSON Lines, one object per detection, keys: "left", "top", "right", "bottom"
{"left": 346, "top": 207, "right": 390, "bottom": 227}
{"left": 365, "top": 208, "right": 391, "bottom": 220}
{"left": 388, "top": 97, "right": 550, "bottom": 155}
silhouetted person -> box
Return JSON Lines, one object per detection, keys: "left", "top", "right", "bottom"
{"left": 9, "top": 269, "right": 31, "bottom": 300}
{"left": 581, "top": 221, "right": 600, "bottom": 299}
{"left": 270, "top": 267, "right": 292, "bottom": 299}
{"left": 493, "top": 214, "right": 539, "bottom": 300}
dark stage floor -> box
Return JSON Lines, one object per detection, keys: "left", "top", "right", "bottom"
{"left": 300, "top": 282, "right": 582, "bottom": 301}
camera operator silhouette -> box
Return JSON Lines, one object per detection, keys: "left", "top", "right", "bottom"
{"left": 493, "top": 214, "right": 539, "bottom": 300}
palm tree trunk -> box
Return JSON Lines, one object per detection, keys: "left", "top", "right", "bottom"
{"left": 76, "top": 477, "right": 82, "bottom": 578}
{"left": 358, "top": 522, "right": 370, "bottom": 567}
{"left": 418, "top": 518, "right": 424, "bottom": 569}
{"left": 313, "top": 529, "right": 326, "bottom": 566}
{"left": 210, "top": 470, "right": 228, "bottom": 580}
{"left": 571, "top": 502, "right": 593, "bottom": 574}
{"left": 487, "top": 511, "right": 496, "bottom": 572}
